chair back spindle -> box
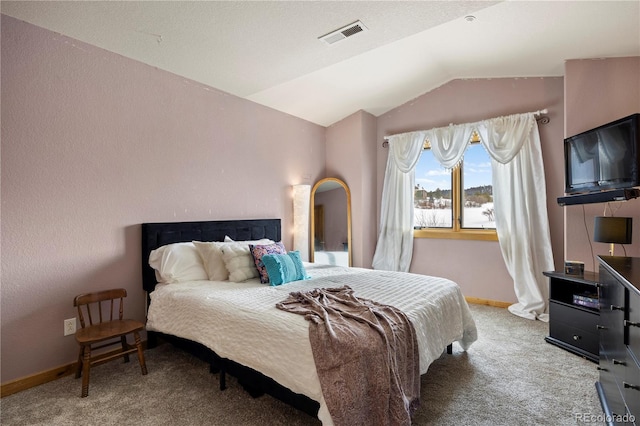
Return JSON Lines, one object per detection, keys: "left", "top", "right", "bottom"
{"left": 74, "top": 289, "right": 127, "bottom": 329}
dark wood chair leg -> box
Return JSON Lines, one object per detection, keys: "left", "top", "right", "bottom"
{"left": 134, "top": 331, "right": 148, "bottom": 375}
{"left": 75, "top": 347, "right": 83, "bottom": 379}
{"left": 121, "top": 336, "right": 130, "bottom": 363}
{"left": 81, "top": 346, "right": 91, "bottom": 398}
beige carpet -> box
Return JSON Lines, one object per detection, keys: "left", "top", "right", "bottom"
{"left": 1, "top": 304, "right": 603, "bottom": 425}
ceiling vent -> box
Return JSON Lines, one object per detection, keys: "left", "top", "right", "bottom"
{"left": 319, "top": 20, "right": 368, "bottom": 45}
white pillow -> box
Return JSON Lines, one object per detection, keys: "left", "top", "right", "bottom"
{"left": 223, "top": 236, "right": 273, "bottom": 243}
{"left": 221, "top": 243, "right": 261, "bottom": 282}
{"left": 149, "top": 242, "right": 208, "bottom": 284}
{"left": 193, "top": 241, "right": 229, "bottom": 281}
{"left": 194, "top": 239, "right": 274, "bottom": 281}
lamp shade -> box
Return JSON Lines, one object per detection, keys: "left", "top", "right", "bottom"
{"left": 292, "top": 184, "right": 311, "bottom": 262}
{"left": 593, "top": 217, "right": 633, "bottom": 245}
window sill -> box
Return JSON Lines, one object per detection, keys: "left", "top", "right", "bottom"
{"left": 414, "top": 229, "right": 498, "bottom": 241}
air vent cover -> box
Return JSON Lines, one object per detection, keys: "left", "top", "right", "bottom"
{"left": 319, "top": 20, "right": 368, "bottom": 45}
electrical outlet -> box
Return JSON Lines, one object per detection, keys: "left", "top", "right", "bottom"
{"left": 64, "top": 318, "right": 76, "bottom": 336}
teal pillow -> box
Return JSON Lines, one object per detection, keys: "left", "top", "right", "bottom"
{"left": 262, "top": 251, "right": 307, "bottom": 286}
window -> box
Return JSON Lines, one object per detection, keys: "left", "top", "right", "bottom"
{"left": 414, "top": 136, "right": 497, "bottom": 241}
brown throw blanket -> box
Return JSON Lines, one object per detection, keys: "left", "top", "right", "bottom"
{"left": 276, "top": 286, "right": 420, "bottom": 426}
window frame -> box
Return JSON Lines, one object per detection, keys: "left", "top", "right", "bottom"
{"left": 414, "top": 139, "right": 498, "bottom": 242}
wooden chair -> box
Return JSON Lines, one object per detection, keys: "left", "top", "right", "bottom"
{"left": 73, "top": 288, "right": 148, "bottom": 397}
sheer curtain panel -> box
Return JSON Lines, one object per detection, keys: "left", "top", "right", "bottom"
{"left": 372, "top": 132, "right": 426, "bottom": 272}
{"left": 478, "top": 113, "right": 554, "bottom": 321}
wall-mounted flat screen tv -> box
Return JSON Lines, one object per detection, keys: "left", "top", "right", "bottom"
{"left": 564, "top": 113, "right": 640, "bottom": 194}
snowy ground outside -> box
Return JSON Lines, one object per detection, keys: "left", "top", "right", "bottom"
{"left": 414, "top": 203, "right": 495, "bottom": 229}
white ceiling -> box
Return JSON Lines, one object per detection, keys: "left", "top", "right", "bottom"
{"left": 2, "top": 1, "right": 639, "bottom": 126}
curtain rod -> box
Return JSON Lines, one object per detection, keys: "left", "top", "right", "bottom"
{"left": 382, "top": 109, "right": 549, "bottom": 147}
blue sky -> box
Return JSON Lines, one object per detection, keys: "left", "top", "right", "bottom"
{"left": 415, "top": 143, "right": 492, "bottom": 192}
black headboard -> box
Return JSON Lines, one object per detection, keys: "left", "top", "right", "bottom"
{"left": 141, "top": 219, "right": 281, "bottom": 293}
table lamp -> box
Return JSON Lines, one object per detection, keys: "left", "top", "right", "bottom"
{"left": 593, "top": 216, "right": 633, "bottom": 256}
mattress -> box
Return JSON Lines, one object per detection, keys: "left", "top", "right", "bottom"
{"left": 146, "top": 263, "right": 477, "bottom": 425}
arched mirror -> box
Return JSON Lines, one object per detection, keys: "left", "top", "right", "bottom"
{"left": 310, "top": 177, "right": 352, "bottom": 267}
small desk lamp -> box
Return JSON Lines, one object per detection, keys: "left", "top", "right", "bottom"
{"left": 593, "top": 216, "right": 633, "bottom": 256}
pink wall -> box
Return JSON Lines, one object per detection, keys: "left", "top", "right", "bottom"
{"left": 564, "top": 57, "right": 640, "bottom": 268}
{"left": 375, "top": 78, "right": 566, "bottom": 303}
{"left": 1, "top": 16, "right": 326, "bottom": 383}
{"left": 325, "top": 110, "right": 378, "bottom": 268}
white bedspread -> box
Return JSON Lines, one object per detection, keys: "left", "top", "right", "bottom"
{"left": 146, "top": 263, "right": 477, "bottom": 425}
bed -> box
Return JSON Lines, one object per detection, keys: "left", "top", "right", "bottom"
{"left": 141, "top": 219, "right": 477, "bottom": 425}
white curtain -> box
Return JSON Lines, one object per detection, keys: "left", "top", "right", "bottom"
{"left": 372, "top": 131, "right": 426, "bottom": 272}
{"left": 375, "top": 112, "right": 554, "bottom": 321}
{"left": 477, "top": 113, "right": 554, "bottom": 321}
{"left": 425, "top": 123, "right": 475, "bottom": 169}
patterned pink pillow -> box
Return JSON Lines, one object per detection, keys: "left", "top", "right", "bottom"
{"left": 249, "top": 242, "right": 287, "bottom": 283}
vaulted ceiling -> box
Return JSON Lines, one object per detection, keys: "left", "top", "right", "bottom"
{"left": 2, "top": 1, "right": 639, "bottom": 126}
